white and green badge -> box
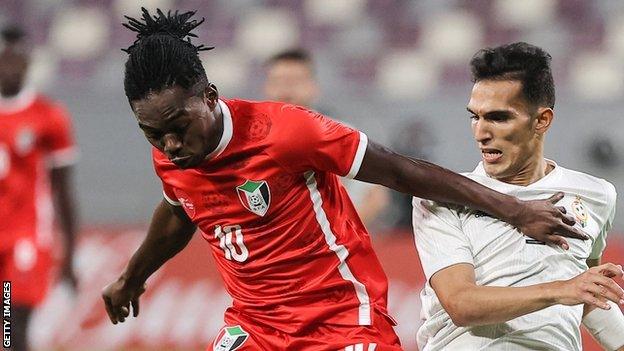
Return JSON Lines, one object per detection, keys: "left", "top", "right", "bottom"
{"left": 237, "top": 180, "right": 271, "bottom": 217}
{"left": 214, "top": 325, "right": 249, "bottom": 351}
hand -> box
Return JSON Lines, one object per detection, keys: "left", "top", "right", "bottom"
{"left": 511, "top": 192, "right": 588, "bottom": 250}
{"left": 102, "top": 277, "right": 146, "bottom": 324}
{"left": 556, "top": 263, "right": 624, "bottom": 310}
{"left": 60, "top": 258, "right": 78, "bottom": 292}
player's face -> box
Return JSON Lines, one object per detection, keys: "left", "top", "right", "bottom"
{"left": 131, "top": 84, "right": 221, "bottom": 169}
{"left": 0, "top": 47, "right": 29, "bottom": 97}
{"left": 264, "top": 60, "right": 318, "bottom": 108}
{"left": 467, "top": 79, "right": 549, "bottom": 182}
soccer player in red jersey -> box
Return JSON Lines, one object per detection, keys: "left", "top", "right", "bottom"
{"left": 102, "top": 9, "right": 588, "bottom": 351}
{"left": 0, "top": 26, "right": 79, "bottom": 351}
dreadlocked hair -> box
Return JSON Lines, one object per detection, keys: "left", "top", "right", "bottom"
{"left": 122, "top": 8, "right": 214, "bottom": 102}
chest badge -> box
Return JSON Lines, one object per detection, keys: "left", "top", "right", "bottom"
{"left": 236, "top": 180, "right": 271, "bottom": 217}
{"left": 571, "top": 195, "right": 588, "bottom": 228}
{"left": 16, "top": 127, "right": 35, "bottom": 155}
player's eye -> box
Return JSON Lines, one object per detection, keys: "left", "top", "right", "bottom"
{"left": 469, "top": 114, "right": 479, "bottom": 121}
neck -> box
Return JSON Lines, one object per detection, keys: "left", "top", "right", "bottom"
{"left": 492, "top": 143, "right": 553, "bottom": 186}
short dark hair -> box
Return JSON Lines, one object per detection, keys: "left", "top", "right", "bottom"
{"left": 267, "top": 48, "right": 313, "bottom": 68}
{"left": 122, "top": 8, "right": 214, "bottom": 102}
{"left": 1, "top": 25, "right": 26, "bottom": 45}
{"left": 470, "top": 42, "right": 555, "bottom": 109}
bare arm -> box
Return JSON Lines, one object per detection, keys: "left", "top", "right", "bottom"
{"left": 431, "top": 263, "right": 624, "bottom": 327}
{"left": 50, "top": 166, "right": 78, "bottom": 288}
{"left": 357, "top": 141, "right": 587, "bottom": 247}
{"left": 102, "top": 199, "right": 196, "bottom": 324}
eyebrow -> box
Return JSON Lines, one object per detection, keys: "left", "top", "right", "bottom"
{"left": 466, "top": 107, "right": 515, "bottom": 117}
{"left": 137, "top": 108, "right": 185, "bottom": 131}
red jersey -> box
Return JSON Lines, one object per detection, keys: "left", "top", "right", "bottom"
{"left": 0, "top": 89, "right": 77, "bottom": 252}
{"left": 153, "top": 99, "right": 394, "bottom": 333}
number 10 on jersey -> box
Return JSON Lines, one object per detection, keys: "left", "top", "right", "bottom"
{"left": 214, "top": 225, "right": 249, "bottom": 263}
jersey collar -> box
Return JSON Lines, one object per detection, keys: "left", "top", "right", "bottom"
{"left": 0, "top": 87, "right": 36, "bottom": 114}
{"left": 205, "top": 99, "right": 233, "bottom": 160}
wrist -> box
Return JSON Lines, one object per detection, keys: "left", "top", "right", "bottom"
{"left": 495, "top": 195, "right": 524, "bottom": 225}
{"left": 540, "top": 281, "right": 563, "bottom": 306}
{"left": 120, "top": 270, "right": 145, "bottom": 290}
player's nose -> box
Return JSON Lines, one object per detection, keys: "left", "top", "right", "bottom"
{"left": 163, "top": 133, "right": 183, "bottom": 156}
{"left": 473, "top": 120, "right": 492, "bottom": 144}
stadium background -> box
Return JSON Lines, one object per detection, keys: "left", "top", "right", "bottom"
{"left": 2, "top": 0, "right": 623, "bottom": 350}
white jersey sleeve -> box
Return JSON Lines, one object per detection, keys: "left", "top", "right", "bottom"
{"left": 412, "top": 198, "right": 473, "bottom": 281}
{"left": 589, "top": 181, "right": 617, "bottom": 260}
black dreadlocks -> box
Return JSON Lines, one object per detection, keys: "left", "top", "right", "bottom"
{"left": 122, "top": 8, "right": 214, "bottom": 102}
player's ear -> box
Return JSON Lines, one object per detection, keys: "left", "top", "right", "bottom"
{"left": 534, "top": 107, "right": 553, "bottom": 135}
{"left": 204, "top": 83, "right": 219, "bottom": 110}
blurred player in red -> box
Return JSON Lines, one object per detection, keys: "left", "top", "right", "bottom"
{"left": 102, "top": 9, "right": 587, "bottom": 351}
{"left": 0, "top": 26, "right": 79, "bottom": 351}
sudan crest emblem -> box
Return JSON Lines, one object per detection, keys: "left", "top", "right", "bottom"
{"left": 213, "top": 325, "right": 249, "bottom": 351}
{"left": 237, "top": 180, "right": 271, "bottom": 217}
{"left": 571, "top": 195, "right": 588, "bottom": 228}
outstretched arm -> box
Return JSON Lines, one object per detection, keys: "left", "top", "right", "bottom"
{"left": 357, "top": 141, "right": 587, "bottom": 247}
{"left": 102, "top": 199, "right": 196, "bottom": 324}
{"left": 431, "top": 262, "right": 624, "bottom": 327}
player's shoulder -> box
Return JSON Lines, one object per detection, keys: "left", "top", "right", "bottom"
{"left": 222, "top": 98, "right": 286, "bottom": 118}
{"left": 556, "top": 165, "right": 617, "bottom": 204}
{"left": 32, "top": 94, "right": 67, "bottom": 113}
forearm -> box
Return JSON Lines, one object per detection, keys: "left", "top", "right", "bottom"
{"left": 121, "top": 201, "right": 195, "bottom": 288}
{"left": 51, "top": 167, "right": 78, "bottom": 261}
{"left": 448, "top": 281, "right": 560, "bottom": 326}
{"left": 357, "top": 146, "right": 520, "bottom": 221}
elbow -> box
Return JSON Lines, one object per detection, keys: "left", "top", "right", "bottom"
{"left": 444, "top": 297, "right": 479, "bottom": 327}
{"left": 447, "top": 309, "right": 471, "bottom": 327}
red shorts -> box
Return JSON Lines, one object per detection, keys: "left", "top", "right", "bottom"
{"left": 207, "top": 308, "right": 403, "bottom": 351}
{"left": 0, "top": 238, "right": 52, "bottom": 307}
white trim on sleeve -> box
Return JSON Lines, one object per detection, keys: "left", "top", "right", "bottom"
{"left": 47, "top": 147, "right": 79, "bottom": 168}
{"left": 163, "top": 191, "right": 181, "bottom": 206}
{"left": 346, "top": 131, "right": 368, "bottom": 179}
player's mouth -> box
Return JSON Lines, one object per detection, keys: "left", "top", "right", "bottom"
{"left": 170, "top": 155, "right": 193, "bottom": 168}
{"left": 481, "top": 148, "right": 503, "bottom": 163}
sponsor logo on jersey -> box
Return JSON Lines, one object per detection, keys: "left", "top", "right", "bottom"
{"left": 173, "top": 189, "right": 196, "bottom": 218}
{"left": 473, "top": 210, "right": 495, "bottom": 219}
{"left": 571, "top": 195, "right": 588, "bottom": 227}
{"left": 213, "top": 325, "right": 249, "bottom": 351}
{"left": 236, "top": 180, "right": 270, "bottom": 217}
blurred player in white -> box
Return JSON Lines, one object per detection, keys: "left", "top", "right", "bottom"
{"left": 0, "top": 25, "right": 78, "bottom": 351}
{"left": 263, "top": 48, "right": 390, "bottom": 229}
{"left": 413, "top": 42, "right": 624, "bottom": 351}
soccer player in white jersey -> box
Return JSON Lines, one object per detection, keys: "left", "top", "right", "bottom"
{"left": 413, "top": 42, "right": 624, "bottom": 351}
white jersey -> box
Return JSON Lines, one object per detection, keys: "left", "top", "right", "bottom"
{"left": 413, "top": 160, "right": 617, "bottom": 351}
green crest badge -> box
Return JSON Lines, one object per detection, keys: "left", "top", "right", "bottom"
{"left": 237, "top": 180, "right": 271, "bottom": 217}
{"left": 213, "top": 325, "right": 249, "bottom": 351}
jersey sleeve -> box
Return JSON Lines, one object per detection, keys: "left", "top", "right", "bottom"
{"left": 268, "top": 105, "right": 367, "bottom": 178}
{"left": 42, "top": 103, "right": 78, "bottom": 168}
{"left": 590, "top": 181, "right": 617, "bottom": 259}
{"left": 152, "top": 149, "right": 181, "bottom": 206}
{"left": 412, "top": 198, "right": 474, "bottom": 281}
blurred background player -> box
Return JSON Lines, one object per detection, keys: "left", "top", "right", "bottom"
{"left": 263, "top": 48, "right": 390, "bottom": 230}
{"left": 413, "top": 42, "right": 624, "bottom": 351}
{"left": 0, "top": 25, "right": 78, "bottom": 351}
